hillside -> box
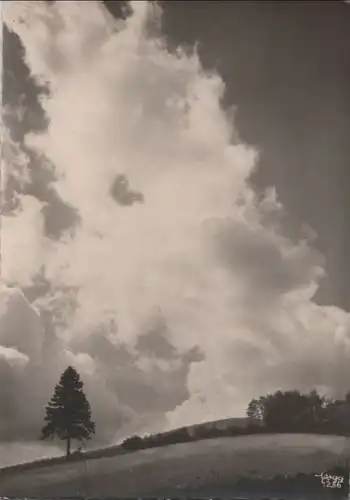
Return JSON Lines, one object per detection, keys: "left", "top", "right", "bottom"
{"left": 0, "top": 416, "right": 248, "bottom": 473}
{"left": 0, "top": 434, "right": 350, "bottom": 498}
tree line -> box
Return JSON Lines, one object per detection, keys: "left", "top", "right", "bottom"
{"left": 247, "top": 389, "right": 350, "bottom": 434}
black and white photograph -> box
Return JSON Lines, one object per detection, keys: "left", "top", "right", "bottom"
{"left": 1, "top": 1, "right": 350, "bottom": 498}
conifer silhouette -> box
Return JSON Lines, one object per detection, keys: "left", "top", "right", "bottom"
{"left": 41, "top": 366, "right": 95, "bottom": 458}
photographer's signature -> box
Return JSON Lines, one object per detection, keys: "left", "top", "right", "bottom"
{"left": 315, "top": 472, "right": 345, "bottom": 489}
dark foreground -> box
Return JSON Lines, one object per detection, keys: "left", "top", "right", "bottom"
{"left": 0, "top": 434, "right": 350, "bottom": 499}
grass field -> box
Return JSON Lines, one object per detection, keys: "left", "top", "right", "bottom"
{"left": 0, "top": 434, "right": 349, "bottom": 498}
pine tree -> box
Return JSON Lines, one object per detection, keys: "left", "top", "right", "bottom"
{"left": 41, "top": 366, "right": 95, "bottom": 458}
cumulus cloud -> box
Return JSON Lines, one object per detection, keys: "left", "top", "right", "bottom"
{"left": 1, "top": 0, "right": 350, "bottom": 457}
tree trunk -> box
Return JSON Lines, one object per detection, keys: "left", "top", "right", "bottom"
{"left": 66, "top": 436, "right": 71, "bottom": 459}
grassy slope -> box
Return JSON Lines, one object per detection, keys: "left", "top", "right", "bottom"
{"left": 0, "top": 434, "right": 350, "bottom": 497}
{"left": 0, "top": 417, "right": 249, "bottom": 474}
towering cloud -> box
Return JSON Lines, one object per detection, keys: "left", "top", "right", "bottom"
{"left": 1, "top": 0, "right": 350, "bottom": 458}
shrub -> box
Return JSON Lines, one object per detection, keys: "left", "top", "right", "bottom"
{"left": 121, "top": 434, "right": 144, "bottom": 450}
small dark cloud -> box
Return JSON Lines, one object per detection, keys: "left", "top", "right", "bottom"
{"left": 102, "top": 1, "right": 132, "bottom": 21}
{"left": 21, "top": 276, "right": 51, "bottom": 303}
{"left": 110, "top": 174, "right": 144, "bottom": 206}
{"left": 42, "top": 195, "right": 80, "bottom": 240}
{"left": 182, "top": 345, "right": 205, "bottom": 364}
{"left": 136, "top": 317, "right": 177, "bottom": 360}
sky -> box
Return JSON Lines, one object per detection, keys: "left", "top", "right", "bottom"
{"left": 1, "top": 0, "right": 350, "bottom": 465}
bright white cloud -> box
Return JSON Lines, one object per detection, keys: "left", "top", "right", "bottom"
{"left": 2, "top": 0, "right": 350, "bottom": 447}
{"left": 0, "top": 345, "right": 29, "bottom": 368}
